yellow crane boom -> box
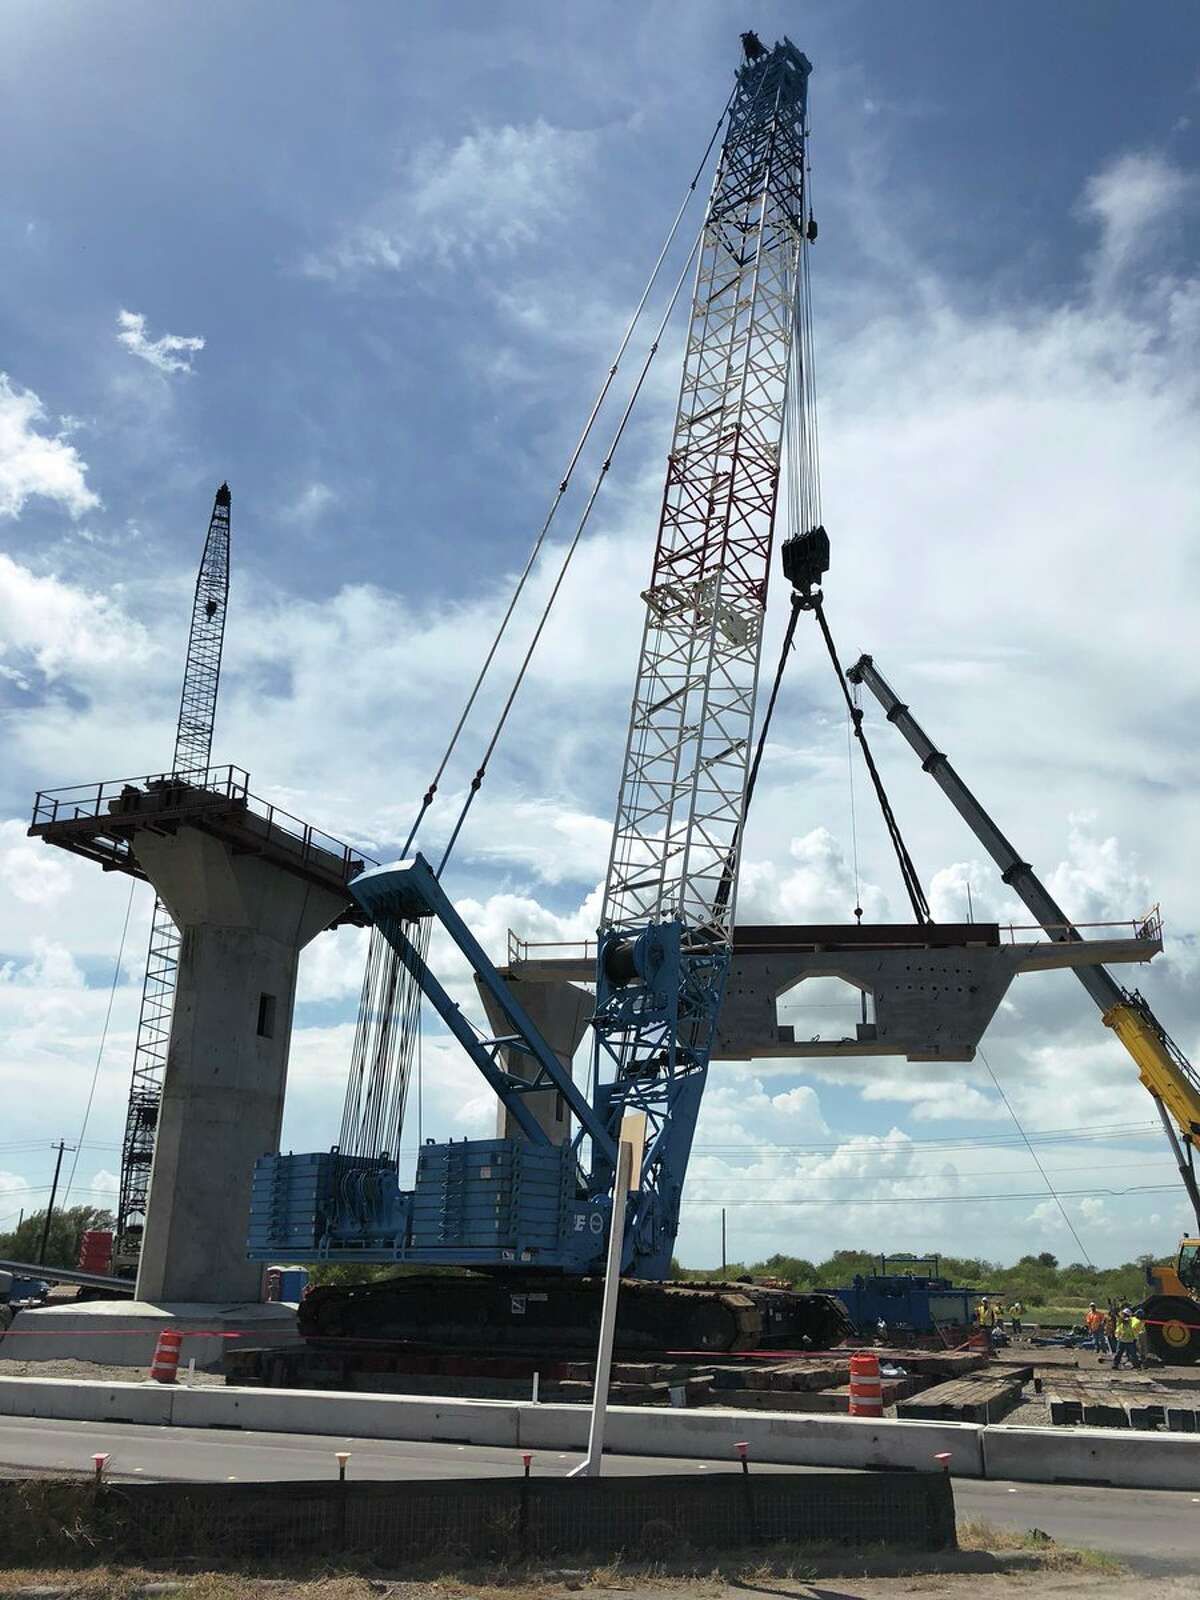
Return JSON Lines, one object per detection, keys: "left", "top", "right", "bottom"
{"left": 848, "top": 653, "right": 1200, "bottom": 1364}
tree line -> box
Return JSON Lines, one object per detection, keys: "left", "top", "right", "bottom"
{"left": 0, "top": 1206, "right": 114, "bottom": 1272}
{"left": 670, "top": 1247, "right": 1166, "bottom": 1307}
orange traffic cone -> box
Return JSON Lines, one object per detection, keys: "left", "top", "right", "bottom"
{"left": 149, "top": 1328, "right": 183, "bottom": 1384}
{"left": 848, "top": 1351, "right": 883, "bottom": 1417}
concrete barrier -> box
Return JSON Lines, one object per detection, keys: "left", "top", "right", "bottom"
{"left": 170, "top": 1385, "right": 521, "bottom": 1446}
{"left": 982, "top": 1424, "right": 1200, "bottom": 1490}
{"left": 515, "top": 1402, "right": 986, "bottom": 1477}
{"left": 0, "top": 1377, "right": 175, "bottom": 1426}
{"left": 2, "top": 1376, "right": 1198, "bottom": 1490}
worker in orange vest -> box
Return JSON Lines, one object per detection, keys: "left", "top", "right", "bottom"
{"left": 1084, "top": 1302, "right": 1108, "bottom": 1355}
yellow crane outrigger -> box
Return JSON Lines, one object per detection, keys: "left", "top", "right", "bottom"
{"left": 848, "top": 653, "right": 1200, "bottom": 1365}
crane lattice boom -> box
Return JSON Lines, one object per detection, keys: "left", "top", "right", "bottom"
{"left": 604, "top": 40, "right": 811, "bottom": 948}
{"left": 115, "top": 484, "right": 231, "bottom": 1264}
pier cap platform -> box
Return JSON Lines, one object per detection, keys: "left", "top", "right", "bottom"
{"left": 29, "top": 765, "right": 374, "bottom": 924}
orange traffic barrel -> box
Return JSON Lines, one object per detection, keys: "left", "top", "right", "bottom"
{"left": 968, "top": 1328, "right": 990, "bottom": 1352}
{"left": 149, "top": 1328, "right": 183, "bottom": 1385}
{"left": 848, "top": 1351, "right": 883, "bottom": 1417}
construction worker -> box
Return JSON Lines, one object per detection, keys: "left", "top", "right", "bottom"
{"left": 1009, "top": 1300, "right": 1023, "bottom": 1337}
{"left": 974, "top": 1297, "right": 994, "bottom": 1347}
{"left": 1085, "top": 1302, "right": 1108, "bottom": 1355}
{"left": 1112, "top": 1306, "right": 1144, "bottom": 1370}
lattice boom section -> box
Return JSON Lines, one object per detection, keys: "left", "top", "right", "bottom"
{"left": 173, "top": 486, "right": 230, "bottom": 779}
{"left": 604, "top": 41, "right": 811, "bottom": 943}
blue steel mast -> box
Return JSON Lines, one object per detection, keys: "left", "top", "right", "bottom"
{"left": 590, "top": 39, "right": 812, "bottom": 1273}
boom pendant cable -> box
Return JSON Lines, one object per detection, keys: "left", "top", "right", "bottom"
{"left": 436, "top": 213, "right": 710, "bottom": 877}
{"left": 400, "top": 88, "right": 737, "bottom": 862}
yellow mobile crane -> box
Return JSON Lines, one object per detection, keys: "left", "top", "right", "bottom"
{"left": 847, "top": 654, "right": 1200, "bottom": 1365}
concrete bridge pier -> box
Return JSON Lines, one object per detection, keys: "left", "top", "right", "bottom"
{"left": 131, "top": 829, "right": 349, "bottom": 1303}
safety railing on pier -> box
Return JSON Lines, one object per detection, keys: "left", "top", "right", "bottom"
{"left": 30, "top": 765, "right": 377, "bottom": 881}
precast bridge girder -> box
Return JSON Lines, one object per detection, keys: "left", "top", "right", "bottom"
{"left": 506, "top": 920, "right": 1162, "bottom": 1066}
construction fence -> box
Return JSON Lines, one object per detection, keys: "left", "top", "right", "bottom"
{"left": 3, "top": 1469, "right": 956, "bottom": 1565}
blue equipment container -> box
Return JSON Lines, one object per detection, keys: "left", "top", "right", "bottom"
{"left": 830, "top": 1256, "right": 990, "bottom": 1336}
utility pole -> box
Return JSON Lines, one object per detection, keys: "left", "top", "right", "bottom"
{"left": 38, "top": 1141, "right": 68, "bottom": 1265}
{"left": 721, "top": 1207, "right": 727, "bottom": 1275}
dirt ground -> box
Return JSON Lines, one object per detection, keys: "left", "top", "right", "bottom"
{"left": 0, "top": 1358, "right": 224, "bottom": 1387}
{"left": 2, "top": 1567, "right": 1190, "bottom": 1600}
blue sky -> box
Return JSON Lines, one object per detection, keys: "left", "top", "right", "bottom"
{"left": 2, "top": 1, "right": 1198, "bottom": 1270}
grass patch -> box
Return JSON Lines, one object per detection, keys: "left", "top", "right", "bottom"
{"left": 957, "top": 1516, "right": 1125, "bottom": 1574}
{"left": 0, "top": 1532, "right": 1128, "bottom": 1599}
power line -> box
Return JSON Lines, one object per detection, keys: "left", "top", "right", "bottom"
{"left": 681, "top": 1182, "right": 1183, "bottom": 1209}
{"left": 690, "top": 1121, "right": 1163, "bottom": 1156}
{"left": 685, "top": 1157, "right": 1178, "bottom": 1184}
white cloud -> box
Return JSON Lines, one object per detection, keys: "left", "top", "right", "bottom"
{"left": 115, "top": 309, "right": 205, "bottom": 375}
{"left": 281, "top": 482, "right": 335, "bottom": 524}
{"left": 0, "top": 552, "right": 154, "bottom": 680}
{"left": 1080, "top": 151, "right": 1197, "bottom": 292}
{"left": 303, "top": 120, "right": 594, "bottom": 279}
{"left": 0, "top": 821, "right": 72, "bottom": 907}
{"left": 0, "top": 374, "right": 98, "bottom": 520}
{"left": 860, "top": 1075, "right": 1007, "bottom": 1123}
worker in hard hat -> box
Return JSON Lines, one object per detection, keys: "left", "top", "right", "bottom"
{"left": 1084, "top": 1302, "right": 1108, "bottom": 1356}
{"left": 1112, "top": 1306, "right": 1144, "bottom": 1370}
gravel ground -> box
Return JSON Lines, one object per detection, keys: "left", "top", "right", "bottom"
{"left": 0, "top": 1358, "right": 224, "bottom": 1386}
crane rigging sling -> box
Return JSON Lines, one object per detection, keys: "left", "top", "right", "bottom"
{"left": 731, "top": 585, "right": 932, "bottom": 927}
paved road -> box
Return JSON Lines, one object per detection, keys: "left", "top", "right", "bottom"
{"left": 1, "top": 1417, "right": 1196, "bottom": 1577}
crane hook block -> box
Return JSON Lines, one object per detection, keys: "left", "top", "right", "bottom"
{"left": 781, "top": 524, "right": 830, "bottom": 598}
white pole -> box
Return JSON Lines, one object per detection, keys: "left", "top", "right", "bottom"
{"left": 568, "top": 1136, "right": 634, "bottom": 1478}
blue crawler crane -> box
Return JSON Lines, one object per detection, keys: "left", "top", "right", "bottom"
{"left": 248, "top": 37, "right": 852, "bottom": 1358}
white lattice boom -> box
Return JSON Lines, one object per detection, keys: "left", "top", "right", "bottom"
{"left": 602, "top": 40, "right": 812, "bottom": 947}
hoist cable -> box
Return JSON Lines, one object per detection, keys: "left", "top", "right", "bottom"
{"left": 846, "top": 681, "right": 863, "bottom": 918}
{"left": 811, "top": 600, "right": 931, "bottom": 923}
{"left": 436, "top": 215, "right": 710, "bottom": 877}
{"left": 399, "top": 86, "right": 736, "bottom": 861}
{"left": 979, "top": 1045, "right": 1095, "bottom": 1267}
{"left": 63, "top": 879, "right": 136, "bottom": 1209}
{"left": 712, "top": 594, "right": 803, "bottom": 922}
